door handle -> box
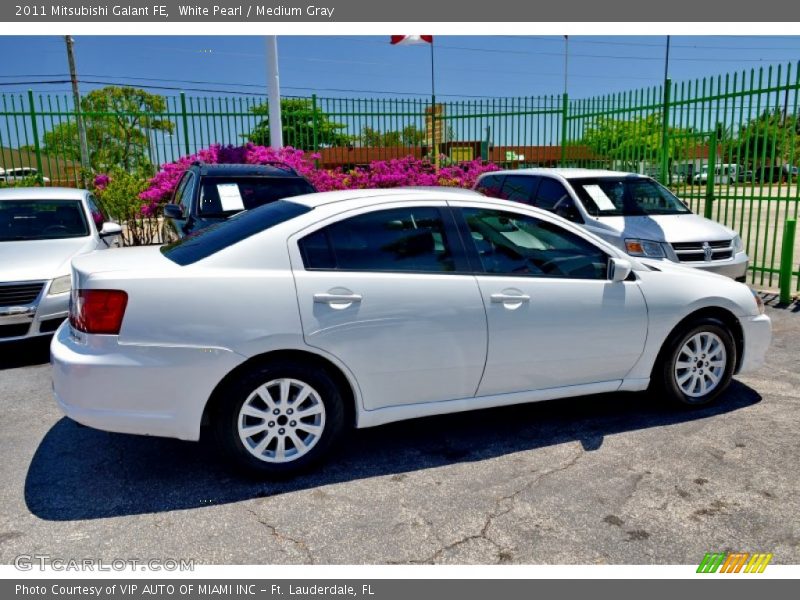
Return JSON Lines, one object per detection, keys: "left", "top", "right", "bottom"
{"left": 490, "top": 293, "right": 530, "bottom": 303}
{"left": 313, "top": 292, "right": 363, "bottom": 304}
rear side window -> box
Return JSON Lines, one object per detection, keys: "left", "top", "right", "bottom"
{"left": 161, "top": 200, "right": 310, "bottom": 266}
{"left": 299, "top": 207, "right": 455, "bottom": 273}
{"left": 501, "top": 175, "right": 539, "bottom": 204}
{"left": 198, "top": 177, "right": 316, "bottom": 216}
{"left": 475, "top": 174, "right": 505, "bottom": 198}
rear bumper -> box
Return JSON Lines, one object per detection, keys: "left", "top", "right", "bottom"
{"left": 738, "top": 313, "right": 772, "bottom": 374}
{"left": 50, "top": 322, "right": 246, "bottom": 441}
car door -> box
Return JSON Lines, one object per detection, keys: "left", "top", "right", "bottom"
{"left": 289, "top": 202, "right": 488, "bottom": 411}
{"left": 453, "top": 204, "right": 648, "bottom": 396}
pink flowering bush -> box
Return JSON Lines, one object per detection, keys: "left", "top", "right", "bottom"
{"left": 139, "top": 143, "right": 499, "bottom": 215}
{"left": 93, "top": 173, "right": 110, "bottom": 191}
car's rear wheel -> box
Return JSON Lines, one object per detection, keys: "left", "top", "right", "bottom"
{"left": 212, "top": 361, "right": 346, "bottom": 475}
{"left": 652, "top": 318, "right": 737, "bottom": 406}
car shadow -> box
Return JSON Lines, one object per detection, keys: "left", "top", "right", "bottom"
{"left": 25, "top": 380, "right": 761, "bottom": 521}
{"left": 0, "top": 336, "right": 51, "bottom": 370}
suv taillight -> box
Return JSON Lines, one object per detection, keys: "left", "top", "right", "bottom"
{"left": 69, "top": 289, "right": 128, "bottom": 335}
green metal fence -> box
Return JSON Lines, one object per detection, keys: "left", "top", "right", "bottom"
{"left": 1, "top": 61, "right": 798, "bottom": 292}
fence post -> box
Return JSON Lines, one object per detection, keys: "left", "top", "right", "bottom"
{"left": 27, "top": 90, "right": 45, "bottom": 185}
{"left": 660, "top": 78, "right": 672, "bottom": 185}
{"left": 179, "top": 92, "right": 191, "bottom": 156}
{"left": 779, "top": 219, "right": 797, "bottom": 305}
{"left": 560, "top": 93, "right": 569, "bottom": 167}
{"left": 704, "top": 127, "right": 718, "bottom": 219}
{"left": 311, "top": 94, "right": 319, "bottom": 169}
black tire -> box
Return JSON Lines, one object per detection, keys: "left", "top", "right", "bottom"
{"left": 651, "top": 317, "right": 737, "bottom": 407}
{"left": 211, "top": 360, "right": 346, "bottom": 476}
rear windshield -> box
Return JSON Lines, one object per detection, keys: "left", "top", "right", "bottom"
{"left": 198, "top": 176, "right": 316, "bottom": 217}
{"left": 568, "top": 177, "right": 691, "bottom": 217}
{"left": 0, "top": 200, "right": 89, "bottom": 241}
{"left": 161, "top": 200, "right": 311, "bottom": 266}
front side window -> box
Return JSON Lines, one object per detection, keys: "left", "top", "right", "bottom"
{"left": 534, "top": 178, "right": 570, "bottom": 211}
{"left": 86, "top": 194, "right": 107, "bottom": 230}
{"left": 461, "top": 207, "right": 608, "bottom": 279}
{"left": 299, "top": 207, "right": 455, "bottom": 273}
{"left": 171, "top": 172, "right": 193, "bottom": 218}
{"left": 569, "top": 177, "right": 691, "bottom": 217}
{"left": 0, "top": 200, "right": 89, "bottom": 241}
{"left": 475, "top": 174, "right": 505, "bottom": 198}
{"left": 501, "top": 175, "right": 539, "bottom": 204}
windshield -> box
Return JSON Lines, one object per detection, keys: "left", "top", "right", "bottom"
{"left": 568, "top": 177, "right": 691, "bottom": 217}
{"left": 198, "top": 176, "right": 316, "bottom": 217}
{"left": 0, "top": 200, "right": 89, "bottom": 241}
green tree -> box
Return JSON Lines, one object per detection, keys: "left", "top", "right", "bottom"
{"left": 581, "top": 113, "right": 695, "bottom": 170}
{"left": 734, "top": 109, "right": 800, "bottom": 166}
{"left": 247, "top": 98, "right": 351, "bottom": 150}
{"left": 42, "top": 86, "right": 174, "bottom": 173}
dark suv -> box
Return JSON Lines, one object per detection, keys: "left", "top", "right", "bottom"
{"left": 161, "top": 162, "right": 317, "bottom": 241}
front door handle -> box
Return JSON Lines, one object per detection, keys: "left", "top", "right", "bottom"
{"left": 490, "top": 293, "right": 530, "bottom": 303}
{"left": 313, "top": 292, "right": 363, "bottom": 304}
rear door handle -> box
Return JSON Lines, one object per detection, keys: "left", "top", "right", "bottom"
{"left": 313, "top": 293, "right": 363, "bottom": 304}
{"left": 490, "top": 293, "right": 530, "bottom": 303}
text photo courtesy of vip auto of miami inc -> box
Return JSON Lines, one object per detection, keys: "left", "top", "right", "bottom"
{"left": 0, "top": 22, "right": 798, "bottom": 586}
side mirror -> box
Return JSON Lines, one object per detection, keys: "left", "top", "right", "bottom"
{"left": 163, "top": 204, "right": 184, "bottom": 220}
{"left": 99, "top": 222, "right": 123, "bottom": 238}
{"left": 608, "top": 257, "right": 633, "bottom": 282}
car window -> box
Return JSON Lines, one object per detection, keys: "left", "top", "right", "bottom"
{"left": 0, "top": 200, "right": 89, "bottom": 241}
{"left": 500, "top": 175, "right": 539, "bottom": 204}
{"left": 534, "top": 178, "right": 570, "bottom": 211}
{"left": 86, "top": 194, "right": 107, "bottom": 230}
{"left": 475, "top": 174, "right": 505, "bottom": 198}
{"left": 299, "top": 207, "right": 455, "bottom": 273}
{"left": 461, "top": 207, "right": 608, "bottom": 279}
{"left": 569, "top": 177, "right": 691, "bottom": 216}
{"left": 171, "top": 172, "right": 192, "bottom": 217}
{"left": 198, "top": 177, "right": 316, "bottom": 217}
{"left": 161, "top": 200, "right": 311, "bottom": 266}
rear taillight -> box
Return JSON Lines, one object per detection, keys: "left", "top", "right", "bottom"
{"left": 69, "top": 289, "right": 128, "bottom": 335}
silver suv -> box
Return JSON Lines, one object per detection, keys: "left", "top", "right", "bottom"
{"left": 475, "top": 168, "right": 748, "bottom": 281}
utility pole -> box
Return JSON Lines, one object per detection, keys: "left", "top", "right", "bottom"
{"left": 65, "top": 35, "right": 90, "bottom": 183}
{"left": 266, "top": 35, "right": 283, "bottom": 150}
{"left": 563, "top": 35, "right": 569, "bottom": 97}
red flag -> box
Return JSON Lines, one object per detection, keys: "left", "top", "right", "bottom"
{"left": 390, "top": 35, "right": 433, "bottom": 45}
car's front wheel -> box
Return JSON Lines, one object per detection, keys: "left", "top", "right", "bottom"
{"left": 652, "top": 318, "right": 737, "bottom": 406}
{"left": 212, "top": 361, "right": 346, "bottom": 475}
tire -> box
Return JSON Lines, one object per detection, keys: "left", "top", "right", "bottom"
{"left": 651, "top": 318, "right": 737, "bottom": 407}
{"left": 212, "top": 360, "right": 346, "bottom": 476}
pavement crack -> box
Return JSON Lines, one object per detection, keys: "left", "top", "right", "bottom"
{"left": 246, "top": 508, "right": 314, "bottom": 564}
{"left": 407, "top": 446, "right": 584, "bottom": 564}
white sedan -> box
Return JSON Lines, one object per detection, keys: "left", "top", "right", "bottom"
{"left": 51, "top": 188, "right": 771, "bottom": 475}
{"left": 1, "top": 187, "right": 122, "bottom": 341}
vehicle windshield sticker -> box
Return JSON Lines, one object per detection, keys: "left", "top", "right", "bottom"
{"left": 583, "top": 185, "right": 617, "bottom": 211}
{"left": 217, "top": 183, "right": 245, "bottom": 211}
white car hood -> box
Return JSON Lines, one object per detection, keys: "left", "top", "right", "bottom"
{"left": 590, "top": 213, "right": 737, "bottom": 243}
{"left": 0, "top": 237, "right": 97, "bottom": 283}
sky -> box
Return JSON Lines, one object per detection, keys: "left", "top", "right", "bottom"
{"left": 0, "top": 35, "right": 799, "bottom": 101}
